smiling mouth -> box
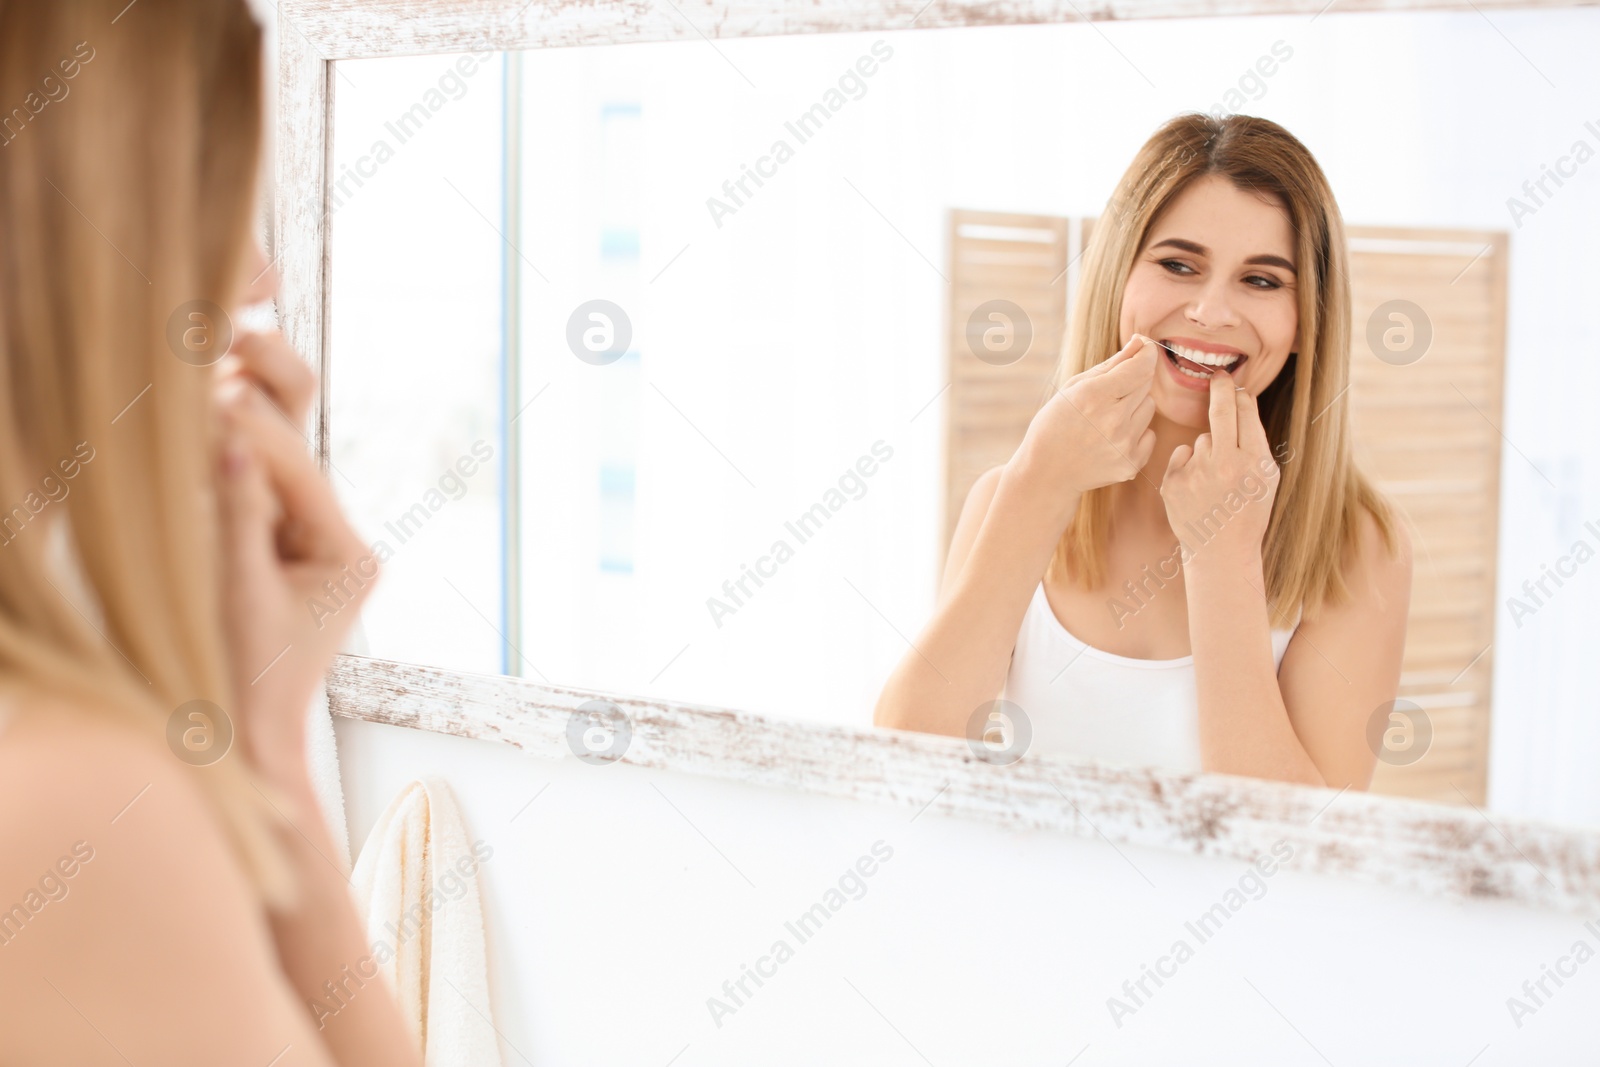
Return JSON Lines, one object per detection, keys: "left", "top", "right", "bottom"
{"left": 1157, "top": 340, "right": 1248, "bottom": 379}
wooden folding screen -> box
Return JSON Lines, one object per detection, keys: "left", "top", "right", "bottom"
{"left": 1345, "top": 228, "right": 1507, "bottom": 806}
{"left": 942, "top": 210, "right": 1072, "bottom": 551}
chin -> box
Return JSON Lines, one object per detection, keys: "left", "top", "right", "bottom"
{"left": 1155, "top": 395, "right": 1212, "bottom": 430}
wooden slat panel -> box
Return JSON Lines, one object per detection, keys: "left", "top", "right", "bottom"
{"left": 942, "top": 209, "right": 1069, "bottom": 554}
{"left": 1347, "top": 225, "right": 1508, "bottom": 808}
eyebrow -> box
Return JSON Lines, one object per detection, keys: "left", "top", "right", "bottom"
{"left": 1148, "top": 237, "right": 1297, "bottom": 275}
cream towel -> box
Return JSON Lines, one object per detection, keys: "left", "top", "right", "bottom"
{"left": 303, "top": 619, "right": 371, "bottom": 871}
{"left": 303, "top": 682, "right": 351, "bottom": 870}
{"left": 349, "top": 778, "right": 501, "bottom": 1066}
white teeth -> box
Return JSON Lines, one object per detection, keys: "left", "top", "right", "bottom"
{"left": 1168, "top": 343, "right": 1241, "bottom": 368}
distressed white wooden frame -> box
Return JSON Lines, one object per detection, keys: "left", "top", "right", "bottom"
{"left": 275, "top": 0, "right": 1600, "bottom": 915}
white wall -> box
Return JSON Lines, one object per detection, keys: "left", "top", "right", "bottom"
{"left": 339, "top": 716, "right": 1599, "bottom": 1065}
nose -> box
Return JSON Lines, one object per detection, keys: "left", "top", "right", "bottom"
{"left": 1186, "top": 273, "right": 1239, "bottom": 332}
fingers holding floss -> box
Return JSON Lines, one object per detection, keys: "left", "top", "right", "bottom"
{"left": 1105, "top": 335, "right": 1159, "bottom": 399}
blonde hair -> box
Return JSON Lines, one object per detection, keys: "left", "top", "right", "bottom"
{"left": 0, "top": 0, "right": 295, "bottom": 907}
{"left": 1051, "top": 112, "right": 1401, "bottom": 625}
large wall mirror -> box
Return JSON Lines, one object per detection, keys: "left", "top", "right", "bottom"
{"left": 280, "top": 0, "right": 1600, "bottom": 910}
{"left": 321, "top": 4, "right": 1600, "bottom": 831}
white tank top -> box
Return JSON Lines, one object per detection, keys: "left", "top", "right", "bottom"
{"left": 1003, "top": 581, "right": 1301, "bottom": 773}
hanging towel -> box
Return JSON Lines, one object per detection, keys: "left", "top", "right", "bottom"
{"left": 349, "top": 778, "right": 501, "bottom": 1067}
{"left": 303, "top": 682, "right": 351, "bottom": 870}
{"left": 302, "top": 618, "right": 372, "bottom": 870}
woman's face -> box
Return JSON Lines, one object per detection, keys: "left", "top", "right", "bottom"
{"left": 1118, "top": 173, "right": 1300, "bottom": 428}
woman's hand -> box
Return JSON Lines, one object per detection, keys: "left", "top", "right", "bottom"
{"left": 216, "top": 330, "right": 316, "bottom": 427}
{"left": 1160, "top": 368, "right": 1281, "bottom": 566}
{"left": 215, "top": 329, "right": 423, "bottom": 1066}
{"left": 212, "top": 331, "right": 377, "bottom": 792}
{"left": 1008, "top": 334, "right": 1160, "bottom": 515}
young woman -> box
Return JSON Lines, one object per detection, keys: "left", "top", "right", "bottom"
{"left": 875, "top": 113, "right": 1413, "bottom": 789}
{"left": 0, "top": 3, "right": 422, "bottom": 1063}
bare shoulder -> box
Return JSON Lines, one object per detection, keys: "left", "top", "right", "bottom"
{"left": 0, "top": 697, "right": 333, "bottom": 1065}
{"left": 1347, "top": 503, "right": 1414, "bottom": 608}
{"left": 0, "top": 695, "right": 176, "bottom": 818}
{"left": 0, "top": 698, "right": 193, "bottom": 890}
{"left": 940, "top": 464, "right": 1007, "bottom": 601}
{"left": 1280, "top": 507, "right": 1414, "bottom": 788}
{"left": 0, "top": 696, "right": 217, "bottom": 892}
{"left": 1300, "top": 504, "right": 1412, "bottom": 627}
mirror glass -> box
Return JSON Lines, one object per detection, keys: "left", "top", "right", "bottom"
{"left": 326, "top": 9, "right": 1600, "bottom": 826}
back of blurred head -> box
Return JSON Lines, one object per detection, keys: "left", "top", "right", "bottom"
{"left": 0, "top": 0, "right": 295, "bottom": 906}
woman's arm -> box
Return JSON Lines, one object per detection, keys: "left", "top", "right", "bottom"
{"left": 1160, "top": 369, "right": 1413, "bottom": 788}
{"left": 261, "top": 766, "right": 425, "bottom": 1065}
{"left": 1186, "top": 508, "right": 1413, "bottom": 788}
{"left": 874, "top": 337, "right": 1159, "bottom": 737}
{"left": 872, "top": 459, "right": 1079, "bottom": 737}
{"left": 210, "top": 324, "right": 421, "bottom": 1065}
{"left": 1281, "top": 509, "right": 1412, "bottom": 787}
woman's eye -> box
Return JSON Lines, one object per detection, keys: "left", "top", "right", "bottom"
{"left": 1158, "top": 259, "right": 1282, "bottom": 290}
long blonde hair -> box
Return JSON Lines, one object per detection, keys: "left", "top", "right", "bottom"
{"left": 0, "top": 0, "right": 294, "bottom": 906}
{"left": 1052, "top": 112, "right": 1401, "bottom": 625}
